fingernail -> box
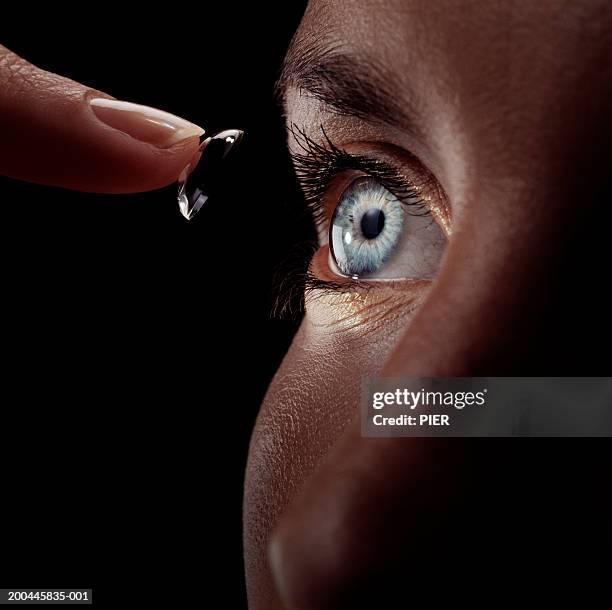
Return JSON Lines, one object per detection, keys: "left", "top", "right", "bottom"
{"left": 90, "top": 98, "right": 204, "bottom": 148}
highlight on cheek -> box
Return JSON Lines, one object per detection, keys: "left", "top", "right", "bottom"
{"left": 307, "top": 290, "right": 422, "bottom": 336}
{"left": 302, "top": 247, "right": 430, "bottom": 334}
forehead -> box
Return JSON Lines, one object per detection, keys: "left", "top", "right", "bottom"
{"left": 298, "top": 0, "right": 609, "bottom": 102}
{"left": 301, "top": 0, "right": 608, "bottom": 59}
{"left": 287, "top": 0, "right": 611, "bottom": 191}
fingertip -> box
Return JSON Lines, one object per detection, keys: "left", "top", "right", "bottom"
{"left": 104, "top": 134, "right": 202, "bottom": 194}
{"left": 0, "top": 53, "right": 205, "bottom": 194}
{"left": 83, "top": 95, "right": 205, "bottom": 192}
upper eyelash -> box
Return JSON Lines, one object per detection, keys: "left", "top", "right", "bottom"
{"left": 272, "top": 125, "right": 431, "bottom": 317}
{"left": 288, "top": 123, "right": 429, "bottom": 226}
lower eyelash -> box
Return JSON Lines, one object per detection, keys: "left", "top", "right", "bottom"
{"left": 271, "top": 242, "right": 367, "bottom": 319}
{"left": 272, "top": 125, "right": 432, "bottom": 316}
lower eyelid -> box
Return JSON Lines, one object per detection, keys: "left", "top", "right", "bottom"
{"left": 311, "top": 245, "right": 347, "bottom": 282}
{"left": 306, "top": 246, "right": 433, "bottom": 332}
{"left": 310, "top": 245, "right": 433, "bottom": 292}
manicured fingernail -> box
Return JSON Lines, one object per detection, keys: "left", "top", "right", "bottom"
{"left": 90, "top": 98, "right": 204, "bottom": 148}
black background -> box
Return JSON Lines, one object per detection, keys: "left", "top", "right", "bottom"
{"left": 0, "top": 4, "right": 308, "bottom": 607}
{"left": 2, "top": 6, "right": 611, "bottom": 609}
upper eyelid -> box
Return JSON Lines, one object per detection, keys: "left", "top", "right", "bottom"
{"left": 288, "top": 124, "right": 430, "bottom": 225}
{"left": 272, "top": 126, "right": 448, "bottom": 307}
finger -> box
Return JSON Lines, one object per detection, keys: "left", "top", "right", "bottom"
{"left": 0, "top": 44, "right": 203, "bottom": 193}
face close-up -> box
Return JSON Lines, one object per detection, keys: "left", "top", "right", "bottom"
{"left": 0, "top": 1, "right": 610, "bottom": 606}
{"left": 244, "top": 0, "right": 611, "bottom": 608}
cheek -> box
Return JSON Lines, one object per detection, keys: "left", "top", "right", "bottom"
{"left": 243, "top": 290, "right": 421, "bottom": 607}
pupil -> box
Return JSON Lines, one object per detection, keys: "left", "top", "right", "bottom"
{"left": 360, "top": 208, "right": 385, "bottom": 239}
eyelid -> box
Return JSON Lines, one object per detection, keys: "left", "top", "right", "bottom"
{"left": 285, "top": 125, "right": 451, "bottom": 298}
{"left": 332, "top": 143, "right": 451, "bottom": 238}
{"left": 289, "top": 125, "right": 451, "bottom": 239}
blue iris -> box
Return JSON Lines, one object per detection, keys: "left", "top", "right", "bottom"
{"left": 330, "top": 177, "right": 404, "bottom": 278}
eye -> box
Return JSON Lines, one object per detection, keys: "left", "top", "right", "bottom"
{"left": 329, "top": 176, "right": 446, "bottom": 280}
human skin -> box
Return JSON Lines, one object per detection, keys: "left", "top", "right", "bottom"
{"left": 244, "top": 1, "right": 612, "bottom": 608}
{"left": 0, "top": 44, "right": 202, "bottom": 192}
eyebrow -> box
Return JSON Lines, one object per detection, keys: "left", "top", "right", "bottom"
{"left": 277, "top": 34, "right": 417, "bottom": 132}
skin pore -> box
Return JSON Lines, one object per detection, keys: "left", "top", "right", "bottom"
{"left": 244, "top": 1, "right": 612, "bottom": 608}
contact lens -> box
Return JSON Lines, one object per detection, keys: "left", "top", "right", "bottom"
{"left": 177, "top": 128, "right": 244, "bottom": 220}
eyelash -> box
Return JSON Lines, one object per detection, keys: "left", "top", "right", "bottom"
{"left": 288, "top": 123, "right": 429, "bottom": 226}
{"left": 273, "top": 125, "right": 430, "bottom": 318}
